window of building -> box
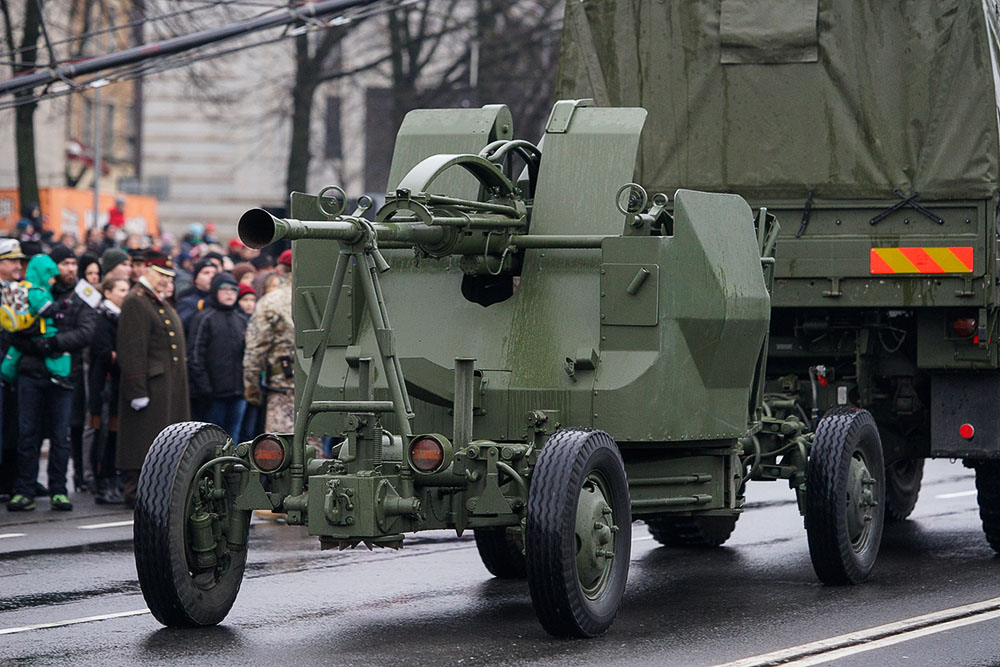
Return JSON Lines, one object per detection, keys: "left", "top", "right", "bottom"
{"left": 364, "top": 87, "right": 395, "bottom": 194}
{"left": 324, "top": 96, "right": 342, "bottom": 160}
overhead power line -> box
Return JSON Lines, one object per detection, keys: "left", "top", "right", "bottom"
{"left": 0, "top": 0, "right": 381, "bottom": 97}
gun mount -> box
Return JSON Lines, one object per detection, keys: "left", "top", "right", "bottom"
{"left": 135, "top": 100, "right": 885, "bottom": 639}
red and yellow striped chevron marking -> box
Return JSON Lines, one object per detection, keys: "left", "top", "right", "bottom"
{"left": 869, "top": 247, "right": 973, "bottom": 274}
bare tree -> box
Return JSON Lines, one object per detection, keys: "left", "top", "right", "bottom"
{"left": 286, "top": 20, "right": 350, "bottom": 195}
{"left": 1, "top": 0, "right": 42, "bottom": 209}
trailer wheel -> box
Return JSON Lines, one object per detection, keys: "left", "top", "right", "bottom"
{"left": 134, "top": 422, "right": 249, "bottom": 627}
{"left": 974, "top": 461, "right": 1000, "bottom": 553}
{"left": 806, "top": 409, "right": 885, "bottom": 585}
{"left": 525, "top": 428, "right": 631, "bottom": 638}
{"left": 474, "top": 527, "right": 526, "bottom": 578}
{"left": 645, "top": 515, "right": 738, "bottom": 547}
{"left": 884, "top": 458, "right": 924, "bottom": 522}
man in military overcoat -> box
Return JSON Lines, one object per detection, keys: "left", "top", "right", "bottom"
{"left": 116, "top": 251, "right": 189, "bottom": 505}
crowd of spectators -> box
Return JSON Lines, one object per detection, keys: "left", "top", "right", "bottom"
{"left": 0, "top": 211, "right": 293, "bottom": 511}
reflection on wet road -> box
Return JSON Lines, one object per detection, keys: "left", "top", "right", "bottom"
{"left": 2, "top": 460, "right": 999, "bottom": 666}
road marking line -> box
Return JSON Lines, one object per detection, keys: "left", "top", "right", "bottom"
{"left": 717, "top": 596, "right": 1000, "bottom": 667}
{"left": 779, "top": 609, "right": 1000, "bottom": 666}
{"left": 0, "top": 532, "right": 26, "bottom": 539}
{"left": 78, "top": 520, "right": 133, "bottom": 530}
{"left": 936, "top": 489, "right": 977, "bottom": 499}
{"left": 0, "top": 608, "right": 150, "bottom": 635}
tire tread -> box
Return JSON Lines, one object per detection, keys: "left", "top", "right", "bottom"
{"left": 525, "top": 428, "right": 630, "bottom": 638}
{"left": 134, "top": 422, "right": 245, "bottom": 627}
{"left": 806, "top": 409, "right": 884, "bottom": 585}
{"left": 975, "top": 461, "right": 1000, "bottom": 553}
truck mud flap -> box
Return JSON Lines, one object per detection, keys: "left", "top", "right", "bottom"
{"left": 931, "top": 373, "right": 1000, "bottom": 459}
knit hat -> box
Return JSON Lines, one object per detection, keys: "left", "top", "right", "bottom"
{"left": 48, "top": 244, "right": 74, "bottom": 265}
{"left": 232, "top": 262, "right": 254, "bottom": 284}
{"left": 250, "top": 254, "right": 273, "bottom": 270}
{"left": 78, "top": 253, "right": 101, "bottom": 283}
{"left": 193, "top": 258, "right": 214, "bottom": 281}
{"left": 278, "top": 249, "right": 292, "bottom": 266}
{"left": 238, "top": 283, "right": 256, "bottom": 300}
{"left": 204, "top": 251, "right": 225, "bottom": 266}
{"left": 211, "top": 271, "right": 238, "bottom": 292}
{"left": 100, "top": 247, "right": 129, "bottom": 274}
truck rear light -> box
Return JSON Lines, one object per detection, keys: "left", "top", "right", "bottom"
{"left": 251, "top": 435, "right": 287, "bottom": 472}
{"left": 953, "top": 317, "right": 977, "bottom": 337}
{"left": 408, "top": 435, "right": 447, "bottom": 473}
{"left": 960, "top": 423, "right": 975, "bottom": 440}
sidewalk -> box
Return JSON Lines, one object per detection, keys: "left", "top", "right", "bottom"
{"left": 1, "top": 442, "right": 134, "bottom": 556}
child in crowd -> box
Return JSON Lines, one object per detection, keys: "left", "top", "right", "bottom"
{"left": 237, "top": 283, "right": 256, "bottom": 318}
{"left": 0, "top": 254, "right": 71, "bottom": 388}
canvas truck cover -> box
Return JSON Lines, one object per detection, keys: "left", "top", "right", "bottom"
{"left": 555, "top": 0, "right": 1000, "bottom": 201}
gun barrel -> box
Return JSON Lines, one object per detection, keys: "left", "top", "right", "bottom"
{"left": 238, "top": 208, "right": 447, "bottom": 249}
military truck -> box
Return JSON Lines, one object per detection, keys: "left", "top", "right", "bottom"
{"left": 557, "top": 0, "right": 1000, "bottom": 543}
{"left": 132, "top": 98, "right": 887, "bottom": 637}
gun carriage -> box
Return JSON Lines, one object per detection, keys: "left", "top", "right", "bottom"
{"left": 134, "top": 101, "right": 884, "bottom": 637}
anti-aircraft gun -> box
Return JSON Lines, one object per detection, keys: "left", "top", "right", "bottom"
{"left": 133, "top": 101, "right": 885, "bottom": 637}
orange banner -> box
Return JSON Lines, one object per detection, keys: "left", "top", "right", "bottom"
{"left": 0, "top": 187, "right": 158, "bottom": 240}
{"left": 870, "top": 247, "right": 973, "bottom": 274}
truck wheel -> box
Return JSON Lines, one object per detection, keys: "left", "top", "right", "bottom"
{"left": 134, "top": 422, "right": 249, "bottom": 627}
{"left": 884, "top": 458, "right": 924, "bottom": 522}
{"left": 474, "top": 527, "right": 526, "bottom": 578}
{"left": 806, "top": 409, "right": 885, "bottom": 585}
{"left": 645, "top": 515, "right": 738, "bottom": 547}
{"left": 974, "top": 461, "right": 1000, "bottom": 553}
{"left": 525, "top": 428, "right": 631, "bottom": 638}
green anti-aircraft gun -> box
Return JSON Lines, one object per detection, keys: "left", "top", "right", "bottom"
{"left": 133, "top": 101, "right": 885, "bottom": 637}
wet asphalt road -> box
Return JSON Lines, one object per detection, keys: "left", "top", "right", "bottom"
{"left": 2, "top": 459, "right": 1000, "bottom": 666}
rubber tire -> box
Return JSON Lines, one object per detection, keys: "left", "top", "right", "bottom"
{"left": 134, "top": 422, "right": 248, "bottom": 627}
{"left": 645, "top": 515, "right": 738, "bottom": 547}
{"left": 974, "top": 461, "right": 1000, "bottom": 553}
{"left": 884, "top": 458, "right": 924, "bottom": 522}
{"left": 525, "top": 428, "right": 631, "bottom": 638}
{"left": 474, "top": 527, "right": 527, "bottom": 578}
{"left": 805, "top": 409, "right": 885, "bottom": 585}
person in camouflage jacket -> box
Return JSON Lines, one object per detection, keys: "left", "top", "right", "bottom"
{"left": 243, "top": 270, "right": 294, "bottom": 434}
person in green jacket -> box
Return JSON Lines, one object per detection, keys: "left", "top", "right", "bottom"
{"left": 1, "top": 253, "right": 71, "bottom": 385}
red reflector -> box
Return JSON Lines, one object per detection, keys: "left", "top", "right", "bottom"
{"left": 953, "top": 317, "right": 977, "bottom": 338}
{"left": 960, "top": 424, "right": 975, "bottom": 440}
{"left": 252, "top": 438, "right": 285, "bottom": 472}
{"left": 410, "top": 438, "right": 444, "bottom": 473}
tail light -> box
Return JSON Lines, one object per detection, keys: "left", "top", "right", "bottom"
{"left": 407, "top": 434, "right": 451, "bottom": 474}
{"left": 251, "top": 434, "right": 288, "bottom": 473}
{"left": 953, "top": 317, "right": 977, "bottom": 338}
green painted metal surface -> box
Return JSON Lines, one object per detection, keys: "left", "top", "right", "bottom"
{"left": 233, "top": 99, "right": 780, "bottom": 551}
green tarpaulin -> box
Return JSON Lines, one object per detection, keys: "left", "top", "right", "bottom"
{"left": 556, "top": 0, "right": 1000, "bottom": 200}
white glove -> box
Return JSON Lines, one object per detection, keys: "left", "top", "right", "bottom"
{"left": 131, "top": 397, "right": 150, "bottom": 411}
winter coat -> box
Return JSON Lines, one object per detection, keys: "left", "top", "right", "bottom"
{"left": 176, "top": 287, "right": 210, "bottom": 333}
{"left": 187, "top": 273, "right": 246, "bottom": 400}
{"left": 116, "top": 280, "right": 190, "bottom": 470}
{"left": 88, "top": 301, "right": 120, "bottom": 417}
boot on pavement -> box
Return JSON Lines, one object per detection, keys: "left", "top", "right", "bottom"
{"left": 50, "top": 494, "right": 73, "bottom": 511}
{"left": 7, "top": 494, "right": 35, "bottom": 511}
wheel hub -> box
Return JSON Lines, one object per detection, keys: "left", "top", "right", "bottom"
{"left": 576, "top": 474, "right": 617, "bottom": 598}
{"left": 846, "top": 452, "right": 877, "bottom": 550}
